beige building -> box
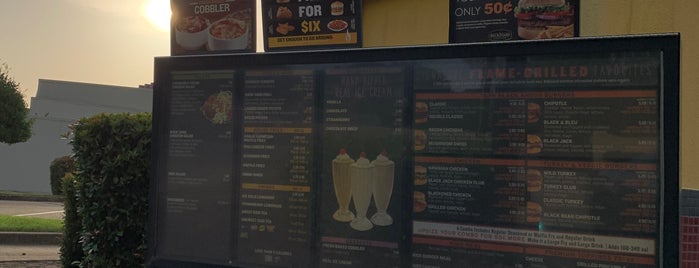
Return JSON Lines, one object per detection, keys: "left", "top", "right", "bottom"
{"left": 0, "top": 79, "right": 152, "bottom": 193}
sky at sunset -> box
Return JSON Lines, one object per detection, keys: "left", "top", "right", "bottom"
{"left": 1, "top": 0, "right": 262, "bottom": 104}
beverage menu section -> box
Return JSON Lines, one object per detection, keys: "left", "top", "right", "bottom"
{"left": 151, "top": 42, "right": 676, "bottom": 268}
{"left": 318, "top": 66, "right": 406, "bottom": 267}
{"left": 237, "top": 69, "right": 316, "bottom": 267}
{"left": 156, "top": 70, "right": 236, "bottom": 263}
{"left": 411, "top": 53, "right": 660, "bottom": 268}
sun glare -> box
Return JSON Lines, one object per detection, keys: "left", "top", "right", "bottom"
{"left": 145, "top": 0, "right": 171, "bottom": 32}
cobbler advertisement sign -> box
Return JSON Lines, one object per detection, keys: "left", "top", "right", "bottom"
{"left": 450, "top": 0, "right": 580, "bottom": 43}
{"left": 171, "top": 0, "right": 255, "bottom": 55}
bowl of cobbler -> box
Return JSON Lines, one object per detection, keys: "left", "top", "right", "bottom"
{"left": 208, "top": 17, "right": 249, "bottom": 50}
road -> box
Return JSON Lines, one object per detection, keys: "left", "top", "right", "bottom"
{"left": 0, "top": 200, "right": 63, "bottom": 264}
{"left": 0, "top": 200, "right": 64, "bottom": 220}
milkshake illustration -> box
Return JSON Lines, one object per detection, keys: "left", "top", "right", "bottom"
{"left": 370, "top": 150, "right": 394, "bottom": 226}
{"left": 332, "top": 148, "right": 355, "bottom": 222}
{"left": 349, "top": 152, "right": 374, "bottom": 231}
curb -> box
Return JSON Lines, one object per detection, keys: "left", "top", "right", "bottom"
{"left": 0, "top": 232, "right": 62, "bottom": 245}
{"left": 0, "top": 195, "right": 64, "bottom": 203}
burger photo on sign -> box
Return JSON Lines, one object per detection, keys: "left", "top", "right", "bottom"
{"left": 514, "top": 0, "right": 574, "bottom": 39}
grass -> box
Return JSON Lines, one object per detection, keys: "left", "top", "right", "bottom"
{"left": 0, "top": 214, "right": 64, "bottom": 232}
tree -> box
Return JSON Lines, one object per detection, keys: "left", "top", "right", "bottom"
{"left": 0, "top": 62, "right": 33, "bottom": 144}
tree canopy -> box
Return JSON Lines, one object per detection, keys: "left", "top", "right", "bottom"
{"left": 0, "top": 62, "right": 33, "bottom": 144}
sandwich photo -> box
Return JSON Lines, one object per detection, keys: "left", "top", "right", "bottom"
{"left": 526, "top": 201, "right": 542, "bottom": 222}
{"left": 414, "top": 165, "right": 427, "bottom": 186}
{"left": 527, "top": 102, "right": 541, "bottom": 123}
{"left": 527, "top": 134, "right": 543, "bottom": 154}
{"left": 415, "top": 101, "right": 428, "bottom": 124}
{"left": 414, "top": 129, "right": 427, "bottom": 151}
{"left": 514, "top": 0, "right": 575, "bottom": 39}
{"left": 276, "top": 6, "right": 292, "bottom": 19}
{"left": 413, "top": 191, "right": 427, "bottom": 213}
{"left": 527, "top": 169, "right": 543, "bottom": 192}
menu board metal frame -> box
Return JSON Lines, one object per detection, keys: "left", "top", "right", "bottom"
{"left": 148, "top": 34, "right": 680, "bottom": 268}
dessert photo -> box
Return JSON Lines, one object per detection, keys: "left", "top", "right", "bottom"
{"left": 175, "top": 16, "right": 210, "bottom": 50}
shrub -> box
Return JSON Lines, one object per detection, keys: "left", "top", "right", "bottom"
{"left": 50, "top": 156, "right": 74, "bottom": 195}
{"left": 70, "top": 113, "right": 151, "bottom": 267}
{"left": 60, "top": 173, "right": 82, "bottom": 268}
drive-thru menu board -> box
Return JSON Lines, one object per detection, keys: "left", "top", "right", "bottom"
{"left": 149, "top": 35, "right": 679, "bottom": 268}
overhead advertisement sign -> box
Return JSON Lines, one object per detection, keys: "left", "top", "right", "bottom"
{"left": 450, "top": 0, "right": 580, "bottom": 43}
{"left": 262, "top": 0, "right": 362, "bottom": 51}
{"left": 171, "top": 0, "right": 256, "bottom": 55}
{"left": 149, "top": 35, "right": 680, "bottom": 268}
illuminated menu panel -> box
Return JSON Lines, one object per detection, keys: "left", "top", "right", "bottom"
{"left": 237, "top": 69, "right": 316, "bottom": 267}
{"left": 151, "top": 39, "right": 677, "bottom": 268}
{"left": 157, "top": 70, "right": 236, "bottom": 263}
{"left": 318, "top": 66, "right": 406, "bottom": 267}
{"left": 411, "top": 52, "right": 661, "bottom": 268}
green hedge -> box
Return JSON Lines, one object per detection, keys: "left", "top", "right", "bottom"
{"left": 50, "top": 156, "right": 74, "bottom": 195}
{"left": 60, "top": 173, "right": 82, "bottom": 268}
{"left": 68, "top": 113, "right": 151, "bottom": 267}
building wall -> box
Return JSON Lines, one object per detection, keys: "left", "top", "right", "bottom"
{"left": 361, "top": 0, "right": 699, "bottom": 188}
{"left": 0, "top": 79, "right": 152, "bottom": 193}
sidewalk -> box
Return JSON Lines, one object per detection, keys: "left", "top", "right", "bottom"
{"left": 0, "top": 232, "right": 61, "bottom": 265}
{"left": 0, "top": 245, "right": 60, "bottom": 266}
{"left": 0, "top": 200, "right": 63, "bottom": 266}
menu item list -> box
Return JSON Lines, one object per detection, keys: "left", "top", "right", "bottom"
{"left": 318, "top": 66, "right": 406, "bottom": 267}
{"left": 237, "top": 69, "right": 316, "bottom": 267}
{"left": 157, "top": 70, "right": 236, "bottom": 264}
{"left": 410, "top": 53, "right": 660, "bottom": 268}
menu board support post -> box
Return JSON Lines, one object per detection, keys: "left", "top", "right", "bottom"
{"left": 660, "top": 35, "right": 681, "bottom": 268}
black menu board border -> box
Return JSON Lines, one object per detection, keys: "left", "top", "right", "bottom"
{"left": 148, "top": 34, "right": 679, "bottom": 268}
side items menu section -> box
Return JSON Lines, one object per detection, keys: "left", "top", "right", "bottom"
{"left": 156, "top": 70, "right": 236, "bottom": 265}
{"left": 236, "top": 68, "right": 316, "bottom": 267}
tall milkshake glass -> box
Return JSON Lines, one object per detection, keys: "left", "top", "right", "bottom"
{"left": 349, "top": 152, "right": 374, "bottom": 231}
{"left": 332, "top": 149, "right": 355, "bottom": 222}
{"left": 370, "top": 150, "right": 394, "bottom": 226}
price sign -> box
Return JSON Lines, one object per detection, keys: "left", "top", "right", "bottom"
{"left": 450, "top": 0, "right": 580, "bottom": 43}
{"left": 484, "top": 1, "right": 513, "bottom": 15}
{"left": 262, "top": 0, "right": 362, "bottom": 51}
